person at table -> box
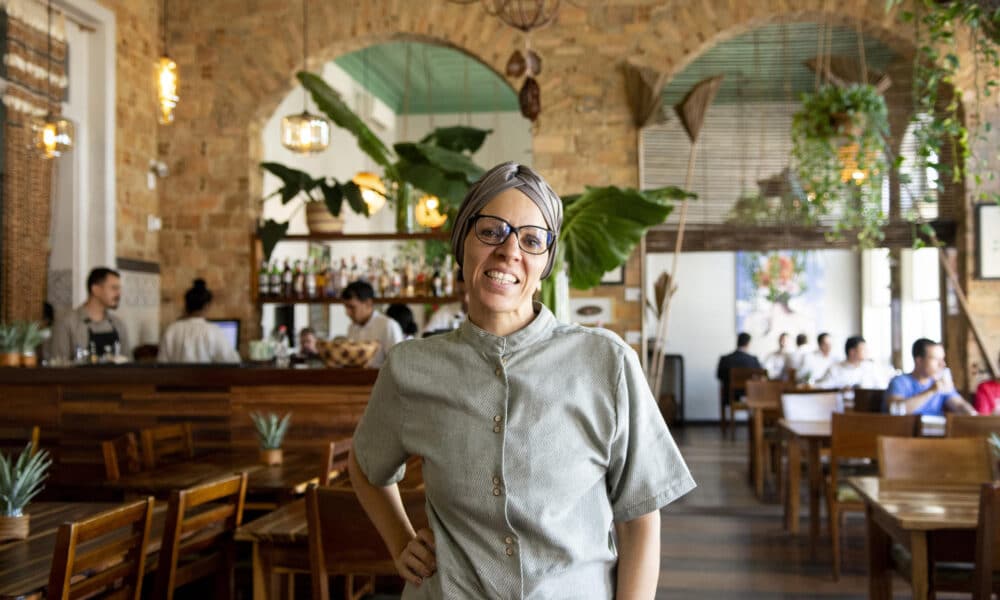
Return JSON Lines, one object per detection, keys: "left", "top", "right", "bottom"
{"left": 158, "top": 279, "right": 241, "bottom": 363}
{"left": 762, "top": 332, "right": 791, "bottom": 380}
{"left": 341, "top": 281, "right": 404, "bottom": 368}
{"left": 787, "top": 332, "right": 811, "bottom": 377}
{"left": 974, "top": 351, "right": 1000, "bottom": 414}
{"left": 50, "top": 267, "right": 129, "bottom": 362}
{"left": 817, "top": 335, "right": 889, "bottom": 389}
{"left": 348, "top": 162, "right": 695, "bottom": 598}
{"left": 294, "top": 327, "right": 320, "bottom": 362}
{"left": 886, "top": 338, "right": 976, "bottom": 416}
{"left": 717, "top": 332, "right": 764, "bottom": 404}
{"left": 385, "top": 303, "right": 418, "bottom": 341}
{"left": 800, "top": 332, "right": 837, "bottom": 384}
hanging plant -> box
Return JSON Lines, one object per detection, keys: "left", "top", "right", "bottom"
{"left": 791, "top": 83, "right": 891, "bottom": 246}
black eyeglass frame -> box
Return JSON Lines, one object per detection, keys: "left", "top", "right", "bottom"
{"left": 470, "top": 214, "right": 555, "bottom": 255}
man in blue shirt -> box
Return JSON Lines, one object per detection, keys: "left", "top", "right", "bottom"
{"left": 886, "top": 338, "right": 977, "bottom": 416}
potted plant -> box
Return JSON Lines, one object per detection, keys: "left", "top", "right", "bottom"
{"left": 0, "top": 324, "right": 19, "bottom": 367}
{"left": 791, "top": 83, "right": 890, "bottom": 246}
{"left": 0, "top": 443, "right": 52, "bottom": 541}
{"left": 250, "top": 412, "right": 291, "bottom": 466}
{"left": 18, "top": 322, "right": 44, "bottom": 368}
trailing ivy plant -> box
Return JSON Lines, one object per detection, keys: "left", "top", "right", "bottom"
{"left": 791, "top": 83, "right": 891, "bottom": 247}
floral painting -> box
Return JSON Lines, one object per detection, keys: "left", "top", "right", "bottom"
{"left": 736, "top": 250, "right": 825, "bottom": 350}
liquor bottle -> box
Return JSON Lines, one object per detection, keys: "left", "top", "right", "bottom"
{"left": 305, "top": 259, "right": 318, "bottom": 299}
{"left": 443, "top": 255, "right": 454, "bottom": 297}
{"left": 324, "top": 260, "right": 336, "bottom": 298}
{"left": 293, "top": 260, "right": 305, "bottom": 298}
{"left": 336, "top": 258, "right": 349, "bottom": 294}
{"left": 281, "top": 260, "right": 293, "bottom": 297}
{"left": 390, "top": 258, "right": 403, "bottom": 297}
{"left": 314, "top": 258, "right": 326, "bottom": 297}
{"left": 379, "top": 259, "right": 391, "bottom": 299}
{"left": 404, "top": 258, "right": 415, "bottom": 297}
{"left": 349, "top": 256, "right": 360, "bottom": 284}
{"left": 269, "top": 262, "right": 282, "bottom": 297}
{"left": 258, "top": 260, "right": 269, "bottom": 298}
{"left": 432, "top": 261, "right": 443, "bottom": 297}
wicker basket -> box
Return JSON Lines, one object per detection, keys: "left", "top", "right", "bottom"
{"left": 316, "top": 340, "right": 380, "bottom": 368}
{"left": 0, "top": 514, "right": 29, "bottom": 541}
{"left": 306, "top": 202, "right": 344, "bottom": 234}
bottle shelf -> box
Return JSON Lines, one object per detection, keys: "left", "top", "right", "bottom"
{"left": 263, "top": 232, "right": 451, "bottom": 242}
{"left": 257, "top": 295, "right": 459, "bottom": 306}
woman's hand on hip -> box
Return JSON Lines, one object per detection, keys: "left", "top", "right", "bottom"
{"left": 395, "top": 527, "right": 437, "bottom": 585}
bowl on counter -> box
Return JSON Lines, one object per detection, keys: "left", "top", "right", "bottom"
{"left": 316, "top": 339, "right": 379, "bottom": 368}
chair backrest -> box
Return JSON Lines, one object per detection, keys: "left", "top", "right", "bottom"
{"left": 946, "top": 414, "right": 1000, "bottom": 438}
{"left": 851, "top": 388, "right": 886, "bottom": 413}
{"left": 728, "top": 367, "right": 768, "bottom": 402}
{"left": 878, "top": 436, "right": 995, "bottom": 483}
{"left": 152, "top": 472, "right": 248, "bottom": 600}
{"left": 322, "top": 438, "right": 352, "bottom": 485}
{"left": 47, "top": 497, "right": 155, "bottom": 600}
{"left": 781, "top": 392, "right": 840, "bottom": 422}
{"left": 0, "top": 424, "right": 40, "bottom": 457}
{"left": 745, "top": 380, "right": 784, "bottom": 410}
{"left": 974, "top": 481, "right": 1000, "bottom": 599}
{"left": 829, "top": 413, "right": 919, "bottom": 484}
{"left": 102, "top": 432, "right": 142, "bottom": 482}
{"left": 140, "top": 423, "right": 194, "bottom": 469}
{"left": 306, "top": 484, "right": 428, "bottom": 600}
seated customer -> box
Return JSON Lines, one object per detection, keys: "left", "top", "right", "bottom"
{"left": 158, "top": 279, "right": 241, "bottom": 363}
{"left": 385, "top": 303, "right": 418, "bottom": 341}
{"left": 817, "top": 335, "right": 889, "bottom": 389}
{"left": 294, "top": 327, "right": 320, "bottom": 363}
{"left": 974, "top": 351, "right": 1000, "bottom": 414}
{"left": 716, "top": 332, "right": 764, "bottom": 405}
{"left": 341, "top": 281, "right": 404, "bottom": 368}
{"left": 886, "top": 338, "right": 976, "bottom": 416}
{"left": 762, "top": 332, "right": 791, "bottom": 380}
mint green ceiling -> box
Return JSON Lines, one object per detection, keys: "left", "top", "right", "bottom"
{"left": 334, "top": 42, "right": 519, "bottom": 115}
{"left": 662, "top": 22, "right": 898, "bottom": 106}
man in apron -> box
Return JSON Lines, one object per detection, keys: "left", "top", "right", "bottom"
{"left": 50, "top": 267, "right": 130, "bottom": 363}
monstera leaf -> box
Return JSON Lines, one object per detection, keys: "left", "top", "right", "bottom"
{"left": 261, "top": 162, "right": 318, "bottom": 204}
{"left": 257, "top": 219, "right": 290, "bottom": 262}
{"left": 419, "top": 126, "right": 492, "bottom": 154}
{"left": 298, "top": 71, "right": 395, "bottom": 171}
{"left": 559, "top": 185, "right": 694, "bottom": 290}
{"left": 394, "top": 143, "right": 484, "bottom": 183}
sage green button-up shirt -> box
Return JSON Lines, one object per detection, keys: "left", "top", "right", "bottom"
{"left": 353, "top": 304, "right": 695, "bottom": 599}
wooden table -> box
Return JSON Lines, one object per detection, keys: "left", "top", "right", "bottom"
{"left": 848, "top": 476, "right": 979, "bottom": 600}
{"left": 235, "top": 499, "right": 310, "bottom": 600}
{"left": 0, "top": 501, "right": 165, "bottom": 599}
{"left": 779, "top": 419, "right": 830, "bottom": 549}
{"left": 101, "top": 451, "right": 323, "bottom": 505}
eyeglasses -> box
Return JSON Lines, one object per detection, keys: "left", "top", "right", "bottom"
{"left": 471, "top": 215, "right": 554, "bottom": 255}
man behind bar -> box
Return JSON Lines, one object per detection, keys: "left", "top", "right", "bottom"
{"left": 50, "top": 267, "right": 129, "bottom": 363}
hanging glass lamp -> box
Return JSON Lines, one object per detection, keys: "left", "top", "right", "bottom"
{"left": 352, "top": 172, "right": 387, "bottom": 214}
{"left": 32, "top": 113, "right": 75, "bottom": 159}
{"left": 280, "top": 110, "right": 331, "bottom": 154}
{"left": 156, "top": 55, "right": 179, "bottom": 124}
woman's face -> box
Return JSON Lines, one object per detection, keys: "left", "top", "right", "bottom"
{"left": 462, "top": 188, "right": 550, "bottom": 325}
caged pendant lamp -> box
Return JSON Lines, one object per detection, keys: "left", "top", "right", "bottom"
{"left": 280, "top": 0, "right": 331, "bottom": 153}
{"left": 32, "top": 0, "right": 74, "bottom": 159}
{"left": 156, "top": 0, "right": 178, "bottom": 124}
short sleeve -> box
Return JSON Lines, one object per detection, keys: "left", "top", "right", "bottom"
{"left": 886, "top": 375, "right": 908, "bottom": 398}
{"left": 352, "top": 355, "right": 409, "bottom": 486}
{"left": 606, "top": 346, "right": 696, "bottom": 522}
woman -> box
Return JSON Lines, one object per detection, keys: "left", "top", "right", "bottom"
{"left": 158, "top": 279, "right": 241, "bottom": 363}
{"left": 386, "top": 303, "right": 418, "bottom": 340}
{"left": 349, "top": 162, "right": 694, "bottom": 598}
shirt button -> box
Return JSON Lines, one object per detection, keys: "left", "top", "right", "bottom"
{"left": 493, "top": 476, "right": 501, "bottom": 485}
{"left": 493, "top": 487, "right": 501, "bottom": 496}
{"left": 493, "top": 425, "right": 501, "bottom": 433}
{"left": 505, "top": 547, "right": 514, "bottom": 556}
{"left": 493, "top": 415, "right": 502, "bottom": 422}
{"left": 505, "top": 536, "right": 513, "bottom": 544}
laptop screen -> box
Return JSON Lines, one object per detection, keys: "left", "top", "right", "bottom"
{"left": 208, "top": 319, "right": 240, "bottom": 350}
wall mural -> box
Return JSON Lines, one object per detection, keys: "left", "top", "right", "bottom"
{"left": 735, "top": 250, "right": 825, "bottom": 350}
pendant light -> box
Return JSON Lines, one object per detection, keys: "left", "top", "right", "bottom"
{"left": 280, "top": 0, "right": 331, "bottom": 153}
{"left": 350, "top": 47, "right": 386, "bottom": 212}
{"left": 156, "top": 0, "right": 178, "bottom": 124}
{"left": 32, "top": 0, "right": 74, "bottom": 159}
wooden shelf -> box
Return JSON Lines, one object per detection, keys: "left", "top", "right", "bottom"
{"left": 265, "top": 232, "right": 451, "bottom": 242}
{"left": 257, "top": 295, "right": 459, "bottom": 305}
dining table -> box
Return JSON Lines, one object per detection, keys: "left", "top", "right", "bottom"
{"left": 235, "top": 498, "right": 311, "bottom": 600}
{"left": 0, "top": 501, "right": 166, "bottom": 600}
{"left": 848, "top": 476, "right": 980, "bottom": 600}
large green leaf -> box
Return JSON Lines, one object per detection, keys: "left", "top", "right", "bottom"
{"left": 419, "top": 126, "right": 493, "bottom": 154}
{"left": 561, "top": 186, "right": 692, "bottom": 290}
{"left": 317, "top": 179, "right": 345, "bottom": 217}
{"left": 257, "top": 219, "right": 290, "bottom": 262}
{"left": 298, "top": 71, "right": 395, "bottom": 170}
{"left": 261, "top": 162, "right": 317, "bottom": 204}
{"left": 341, "top": 181, "right": 369, "bottom": 216}
{"left": 394, "top": 142, "right": 484, "bottom": 182}
{"left": 395, "top": 159, "right": 470, "bottom": 207}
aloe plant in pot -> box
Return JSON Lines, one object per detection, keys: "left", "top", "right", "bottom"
{"left": 17, "top": 322, "right": 44, "bottom": 368}
{"left": 250, "top": 412, "right": 291, "bottom": 466}
{"left": 0, "top": 324, "right": 19, "bottom": 367}
{"left": 0, "top": 443, "right": 52, "bottom": 541}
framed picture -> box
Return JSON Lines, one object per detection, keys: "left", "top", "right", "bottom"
{"left": 977, "top": 203, "right": 1000, "bottom": 279}
{"left": 600, "top": 265, "right": 625, "bottom": 285}
{"left": 568, "top": 297, "right": 614, "bottom": 326}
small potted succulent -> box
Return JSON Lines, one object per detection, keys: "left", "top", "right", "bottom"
{"left": 250, "top": 412, "right": 291, "bottom": 466}
{"left": 0, "top": 324, "right": 19, "bottom": 367}
{"left": 18, "top": 322, "right": 44, "bottom": 368}
{"left": 0, "top": 443, "right": 52, "bottom": 541}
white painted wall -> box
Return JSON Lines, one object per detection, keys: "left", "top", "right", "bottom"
{"left": 646, "top": 249, "right": 861, "bottom": 421}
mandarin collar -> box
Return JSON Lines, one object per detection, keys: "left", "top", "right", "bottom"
{"left": 458, "top": 302, "right": 556, "bottom": 356}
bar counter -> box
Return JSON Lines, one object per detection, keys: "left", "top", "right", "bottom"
{"left": 2, "top": 365, "right": 378, "bottom": 484}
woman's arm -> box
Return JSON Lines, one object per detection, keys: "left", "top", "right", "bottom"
{"left": 614, "top": 510, "right": 661, "bottom": 599}
{"left": 348, "top": 450, "right": 437, "bottom": 584}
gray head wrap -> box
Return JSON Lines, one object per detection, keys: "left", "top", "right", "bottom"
{"left": 450, "top": 162, "right": 563, "bottom": 280}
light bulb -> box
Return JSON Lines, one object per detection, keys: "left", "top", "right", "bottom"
{"left": 157, "top": 56, "right": 179, "bottom": 125}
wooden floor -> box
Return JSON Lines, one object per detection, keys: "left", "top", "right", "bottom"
{"left": 658, "top": 425, "right": 955, "bottom": 599}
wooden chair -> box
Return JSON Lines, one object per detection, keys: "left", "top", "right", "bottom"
{"left": 0, "top": 424, "right": 41, "bottom": 456}
{"left": 947, "top": 414, "right": 1000, "bottom": 437}
{"left": 151, "top": 472, "right": 248, "bottom": 600}
{"left": 973, "top": 481, "right": 1000, "bottom": 599}
{"left": 850, "top": 388, "right": 886, "bottom": 413}
{"left": 746, "top": 380, "right": 784, "bottom": 499}
{"left": 306, "top": 484, "right": 428, "bottom": 600}
{"left": 878, "top": 436, "right": 994, "bottom": 483}
{"left": 102, "top": 432, "right": 142, "bottom": 482}
{"left": 780, "top": 392, "right": 839, "bottom": 422}
{"left": 321, "top": 438, "right": 352, "bottom": 485}
{"left": 140, "top": 423, "right": 194, "bottom": 469}
{"left": 723, "top": 367, "right": 767, "bottom": 437}
{"left": 826, "top": 413, "right": 919, "bottom": 579}
{"left": 47, "top": 497, "right": 155, "bottom": 600}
